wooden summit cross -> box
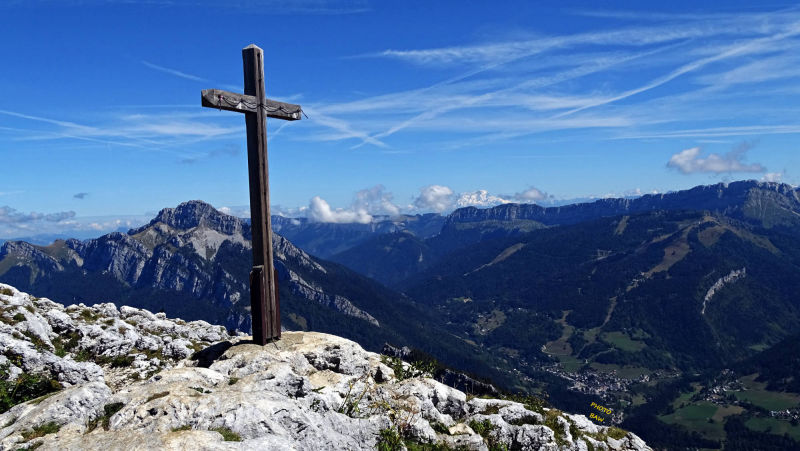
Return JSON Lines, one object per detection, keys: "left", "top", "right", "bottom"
{"left": 201, "top": 44, "right": 302, "bottom": 345}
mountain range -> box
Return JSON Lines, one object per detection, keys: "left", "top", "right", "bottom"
{"left": 0, "top": 200, "right": 518, "bottom": 392}
{"left": 2, "top": 179, "right": 799, "bottom": 449}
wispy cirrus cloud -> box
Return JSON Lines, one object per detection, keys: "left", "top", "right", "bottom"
{"left": 301, "top": 8, "right": 800, "bottom": 151}
{"left": 140, "top": 60, "right": 208, "bottom": 83}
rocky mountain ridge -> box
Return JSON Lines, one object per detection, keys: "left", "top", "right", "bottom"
{"left": 444, "top": 180, "right": 800, "bottom": 229}
{"left": 0, "top": 283, "right": 649, "bottom": 450}
{"left": 0, "top": 201, "right": 383, "bottom": 333}
{"left": 0, "top": 202, "right": 532, "bottom": 398}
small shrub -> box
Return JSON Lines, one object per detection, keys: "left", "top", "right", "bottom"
{"left": 21, "top": 421, "right": 60, "bottom": 441}
{"left": 543, "top": 410, "right": 567, "bottom": 446}
{"left": 73, "top": 348, "right": 92, "bottom": 362}
{"left": 12, "top": 313, "right": 25, "bottom": 322}
{"left": 95, "top": 355, "right": 135, "bottom": 368}
{"left": 380, "top": 356, "right": 435, "bottom": 381}
{"left": 468, "top": 419, "right": 495, "bottom": 437}
{"left": 211, "top": 426, "right": 242, "bottom": 442}
{"left": 172, "top": 424, "right": 192, "bottom": 432}
{"left": 145, "top": 391, "right": 169, "bottom": 403}
{"left": 79, "top": 309, "right": 98, "bottom": 322}
{"left": 569, "top": 419, "right": 583, "bottom": 440}
{"left": 21, "top": 331, "right": 47, "bottom": 352}
{"left": 190, "top": 386, "right": 211, "bottom": 394}
{"left": 337, "top": 376, "right": 371, "bottom": 417}
{"left": 228, "top": 377, "right": 239, "bottom": 386}
{"left": 139, "top": 347, "right": 166, "bottom": 362}
{"left": 52, "top": 337, "right": 67, "bottom": 358}
{"left": 429, "top": 420, "right": 449, "bottom": 434}
{"left": 54, "top": 331, "right": 81, "bottom": 357}
{"left": 509, "top": 414, "right": 539, "bottom": 426}
{"left": 24, "top": 305, "right": 35, "bottom": 313}
{"left": 469, "top": 419, "right": 507, "bottom": 451}
{"left": 102, "top": 402, "right": 124, "bottom": 425}
{"left": 376, "top": 427, "right": 403, "bottom": 451}
{"left": 87, "top": 401, "right": 125, "bottom": 433}
{"left": 0, "top": 364, "right": 62, "bottom": 414}
{"left": 0, "top": 287, "right": 13, "bottom": 296}
{"left": 102, "top": 402, "right": 123, "bottom": 430}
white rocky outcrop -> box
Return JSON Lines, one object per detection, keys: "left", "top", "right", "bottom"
{"left": 702, "top": 267, "right": 746, "bottom": 315}
{"left": 0, "top": 283, "right": 650, "bottom": 450}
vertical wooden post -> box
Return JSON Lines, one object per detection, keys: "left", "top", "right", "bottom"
{"left": 243, "top": 44, "right": 280, "bottom": 344}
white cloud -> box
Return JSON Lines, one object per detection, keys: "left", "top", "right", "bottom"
{"left": 762, "top": 172, "right": 784, "bottom": 182}
{"left": 352, "top": 185, "right": 401, "bottom": 217}
{"left": 411, "top": 185, "right": 551, "bottom": 212}
{"left": 0, "top": 212, "right": 150, "bottom": 241}
{"left": 0, "top": 206, "right": 76, "bottom": 224}
{"left": 413, "top": 185, "right": 454, "bottom": 213}
{"left": 308, "top": 196, "right": 372, "bottom": 224}
{"left": 667, "top": 143, "right": 766, "bottom": 174}
{"left": 306, "top": 185, "right": 404, "bottom": 223}
{"left": 456, "top": 190, "right": 513, "bottom": 208}
{"left": 512, "top": 187, "right": 549, "bottom": 202}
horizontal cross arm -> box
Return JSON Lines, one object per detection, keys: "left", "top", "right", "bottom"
{"left": 201, "top": 89, "right": 302, "bottom": 121}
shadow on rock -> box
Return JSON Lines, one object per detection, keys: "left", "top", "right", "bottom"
{"left": 191, "top": 341, "right": 234, "bottom": 367}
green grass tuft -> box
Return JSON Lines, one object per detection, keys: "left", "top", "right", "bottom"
{"left": 376, "top": 427, "right": 403, "bottom": 451}
{"left": 94, "top": 354, "right": 135, "bottom": 368}
{"left": 605, "top": 426, "right": 627, "bottom": 440}
{"left": 79, "top": 309, "right": 98, "bottom": 322}
{"left": 171, "top": 424, "right": 192, "bottom": 432}
{"left": 211, "top": 426, "right": 242, "bottom": 441}
{"left": 21, "top": 421, "right": 60, "bottom": 441}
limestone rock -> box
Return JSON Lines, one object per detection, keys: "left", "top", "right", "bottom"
{"left": 0, "top": 283, "right": 652, "bottom": 450}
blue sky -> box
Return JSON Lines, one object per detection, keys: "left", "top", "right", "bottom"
{"left": 1, "top": 0, "right": 799, "bottom": 238}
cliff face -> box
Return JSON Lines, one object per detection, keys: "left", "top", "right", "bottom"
{"left": 0, "top": 284, "right": 650, "bottom": 450}
{"left": 443, "top": 180, "right": 800, "bottom": 229}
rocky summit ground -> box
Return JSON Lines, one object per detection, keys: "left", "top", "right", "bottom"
{"left": 0, "top": 283, "right": 650, "bottom": 450}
